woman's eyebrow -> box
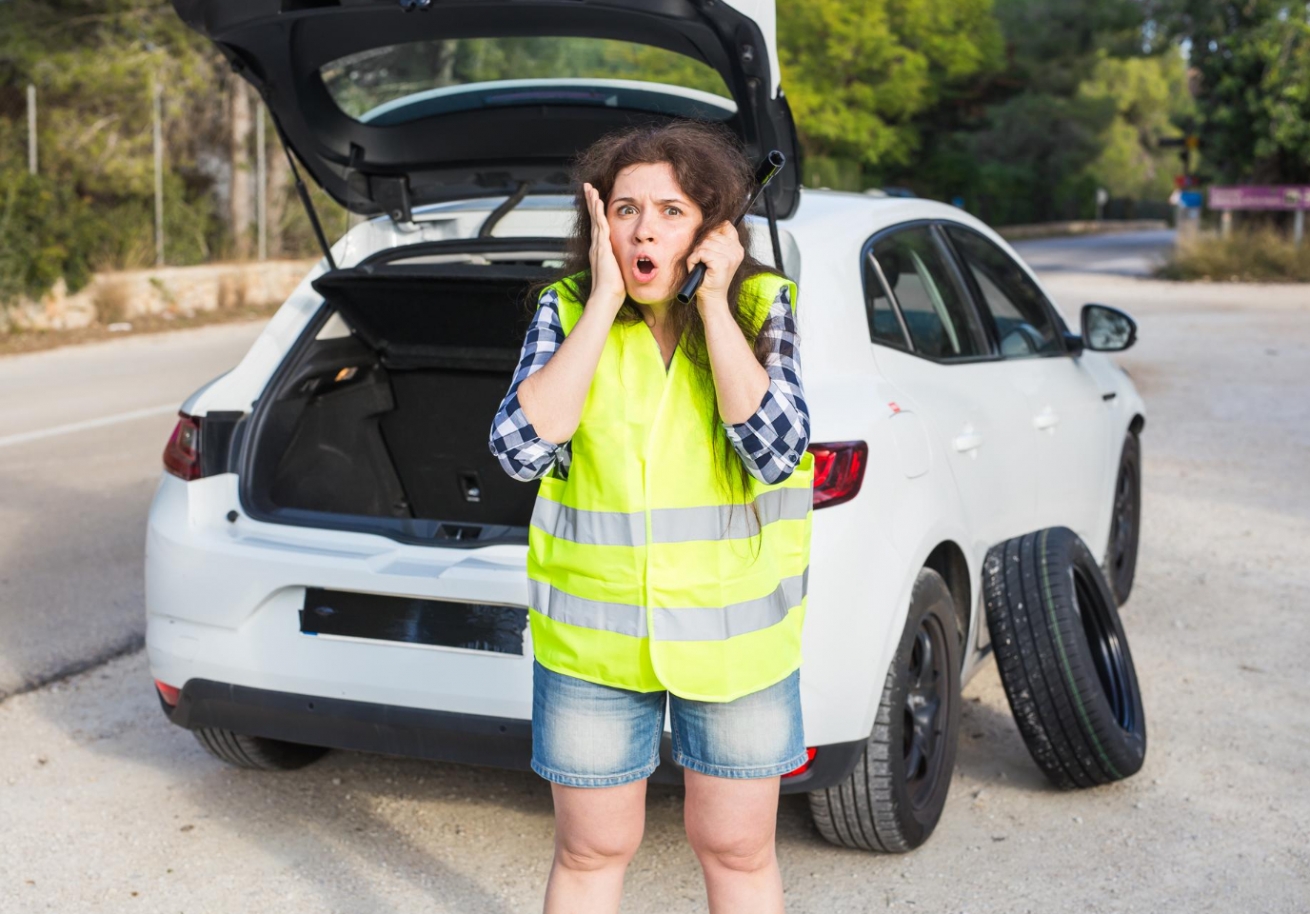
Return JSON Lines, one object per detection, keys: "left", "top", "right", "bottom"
{"left": 608, "top": 196, "right": 690, "bottom": 207}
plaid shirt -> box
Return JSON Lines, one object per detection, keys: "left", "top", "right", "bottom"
{"left": 488, "top": 283, "right": 810, "bottom": 485}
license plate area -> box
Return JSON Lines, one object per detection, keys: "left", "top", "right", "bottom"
{"left": 300, "top": 588, "right": 528, "bottom": 655}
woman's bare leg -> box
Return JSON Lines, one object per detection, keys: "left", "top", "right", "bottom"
{"left": 682, "top": 769, "right": 785, "bottom": 914}
{"left": 543, "top": 778, "right": 648, "bottom": 914}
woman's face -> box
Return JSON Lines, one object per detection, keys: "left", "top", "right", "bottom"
{"left": 605, "top": 161, "right": 704, "bottom": 306}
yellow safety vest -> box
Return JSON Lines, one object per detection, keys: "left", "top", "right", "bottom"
{"left": 526, "top": 271, "right": 814, "bottom": 702}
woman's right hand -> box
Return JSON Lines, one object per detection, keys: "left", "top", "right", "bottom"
{"left": 584, "top": 182, "right": 626, "bottom": 313}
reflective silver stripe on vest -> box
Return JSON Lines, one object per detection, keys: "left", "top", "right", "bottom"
{"left": 528, "top": 567, "right": 808, "bottom": 642}
{"left": 649, "top": 487, "right": 812, "bottom": 543}
{"left": 532, "top": 487, "right": 811, "bottom": 547}
{"left": 528, "top": 579, "right": 648, "bottom": 637}
{"left": 651, "top": 568, "right": 809, "bottom": 642}
{"left": 530, "top": 498, "right": 647, "bottom": 547}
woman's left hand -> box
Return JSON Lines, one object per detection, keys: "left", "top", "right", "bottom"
{"left": 686, "top": 220, "right": 745, "bottom": 311}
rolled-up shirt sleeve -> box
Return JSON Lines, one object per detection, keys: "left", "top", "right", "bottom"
{"left": 722, "top": 284, "right": 811, "bottom": 484}
{"left": 488, "top": 288, "right": 573, "bottom": 481}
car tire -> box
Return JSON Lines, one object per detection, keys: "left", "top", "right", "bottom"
{"left": 1104, "top": 432, "right": 1141, "bottom": 605}
{"left": 807, "top": 568, "right": 962, "bottom": 852}
{"left": 192, "top": 728, "right": 330, "bottom": 771}
{"left": 983, "top": 527, "right": 1146, "bottom": 790}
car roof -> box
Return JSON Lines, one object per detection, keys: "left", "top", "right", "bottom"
{"left": 785, "top": 189, "right": 987, "bottom": 236}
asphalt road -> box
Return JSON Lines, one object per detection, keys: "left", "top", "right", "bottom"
{"left": 1011, "top": 229, "right": 1176, "bottom": 277}
{"left": 0, "top": 323, "right": 264, "bottom": 698}
{"left": 2, "top": 231, "right": 1308, "bottom": 912}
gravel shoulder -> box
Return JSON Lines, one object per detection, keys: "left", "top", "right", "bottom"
{"left": 1, "top": 272, "right": 1308, "bottom": 913}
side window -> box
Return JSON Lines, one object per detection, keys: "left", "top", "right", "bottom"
{"left": 944, "top": 226, "right": 1063, "bottom": 358}
{"left": 869, "top": 226, "right": 983, "bottom": 360}
{"left": 862, "top": 251, "right": 909, "bottom": 350}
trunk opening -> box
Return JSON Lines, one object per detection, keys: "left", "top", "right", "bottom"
{"left": 241, "top": 261, "right": 556, "bottom": 547}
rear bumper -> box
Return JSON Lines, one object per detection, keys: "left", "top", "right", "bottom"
{"left": 163, "top": 679, "right": 866, "bottom": 794}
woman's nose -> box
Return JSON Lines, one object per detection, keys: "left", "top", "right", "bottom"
{"left": 632, "top": 212, "right": 656, "bottom": 242}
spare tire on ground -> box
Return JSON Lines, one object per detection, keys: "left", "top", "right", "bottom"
{"left": 983, "top": 527, "right": 1146, "bottom": 789}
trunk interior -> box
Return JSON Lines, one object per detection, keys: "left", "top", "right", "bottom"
{"left": 241, "top": 261, "right": 555, "bottom": 547}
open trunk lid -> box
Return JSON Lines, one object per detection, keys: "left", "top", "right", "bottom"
{"left": 171, "top": 0, "right": 800, "bottom": 219}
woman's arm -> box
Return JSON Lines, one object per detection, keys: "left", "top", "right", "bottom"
{"left": 692, "top": 221, "right": 772, "bottom": 425}
{"left": 487, "top": 290, "right": 573, "bottom": 481}
{"left": 688, "top": 222, "right": 810, "bottom": 483}
{"left": 721, "top": 284, "right": 811, "bottom": 484}
{"left": 515, "top": 182, "right": 626, "bottom": 444}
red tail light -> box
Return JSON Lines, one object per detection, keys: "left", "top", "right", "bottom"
{"left": 808, "top": 440, "right": 868, "bottom": 509}
{"left": 154, "top": 679, "right": 181, "bottom": 707}
{"left": 163, "top": 412, "right": 202, "bottom": 481}
{"left": 781, "top": 747, "right": 817, "bottom": 778}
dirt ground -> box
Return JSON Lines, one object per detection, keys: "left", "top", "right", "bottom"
{"left": 1, "top": 272, "right": 1307, "bottom": 914}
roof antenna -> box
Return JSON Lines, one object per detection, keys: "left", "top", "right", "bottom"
{"left": 269, "top": 111, "right": 338, "bottom": 271}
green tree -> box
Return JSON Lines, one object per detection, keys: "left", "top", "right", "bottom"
{"left": 894, "top": 0, "right": 1190, "bottom": 223}
{"left": 777, "top": 0, "right": 1004, "bottom": 184}
{"left": 1149, "top": 0, "right": 1310, "bottom": 183}
{"left": 0, "top": 0, "right": 232, "bottom": 301}
{"left": 1081, "top": 49, "right": 1196, "bottom": 200}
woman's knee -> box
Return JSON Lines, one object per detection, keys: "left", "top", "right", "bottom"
{"left": 551, "top": 781, "right": 646, "bottom": 872}
{"left": 683, "top": 770, "right": 779, "bottom": 873}
{"left": 685, "top": 817, "right": 776, "bottom": 873}
{"left": 554, "top": 835, "right": 641, "bottom": 873}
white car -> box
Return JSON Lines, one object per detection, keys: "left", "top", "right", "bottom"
{"left": 151, "top": 0, "right": 1147, "bottom": 852}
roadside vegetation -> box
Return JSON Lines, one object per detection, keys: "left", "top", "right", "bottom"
{"left": 0, "top": 298, "right": 283, "bottom": 357}
{"left": 1156, "top": 228, "right": 1310, "bottom": 282}
{"left": 0, "top": 0, "right": 1308, "bottom": 319}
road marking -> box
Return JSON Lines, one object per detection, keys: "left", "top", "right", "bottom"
{"left": 0, "top": 403, "right": 179, "bottom": 450}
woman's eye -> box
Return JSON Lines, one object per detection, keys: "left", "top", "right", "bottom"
{"left": 664, "top": 206, "right": 682, "bottom": 216}
{"left": 617, "top": 204, "right": 636, "bottom": 216}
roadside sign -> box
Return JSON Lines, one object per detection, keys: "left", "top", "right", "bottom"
{"left": 1208, "top": 186, "right": 1310, "bottom": 210}
{"left": 1179, "top": 190, "right": 1204, "bottom": 208}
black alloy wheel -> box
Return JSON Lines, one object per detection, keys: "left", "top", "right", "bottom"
{"left": 1105, "top": 432, "right": 1141, "bottom": 605}
{"left": 808, "top": 568, "right": 962, "bottom": 852}
{"left": 903, "top": 613, "right": 951, "bottom": 811}
{"left": 984, "top": 527, "right": 1147, "bottom": 790}
{"left": 1073, "top": 565, "right": 1139, "bottom": 736}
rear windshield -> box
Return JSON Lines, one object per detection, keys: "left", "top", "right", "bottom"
{"left": 321, "top": 37, "right": 734, "bottom": 124}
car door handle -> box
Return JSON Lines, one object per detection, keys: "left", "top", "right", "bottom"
{"left": 952, "top": 430, "right": 984, "bottom": 453}
{"left": 1033, "top": 408, "right": 1060, "bottom": 431}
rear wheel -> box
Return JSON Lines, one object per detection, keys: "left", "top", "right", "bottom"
{"left": 192, "top": 728, "right": 330, "bottom": 770}
{"left": 1104, "top": 432, "right": 1141, "bottom": 605}
{"left": 807, "top": 568, "right": 962, "bottom": 852}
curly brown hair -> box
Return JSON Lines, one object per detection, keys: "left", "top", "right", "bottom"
{"left": 539, "top": 119, "right": 793, "bottom": 523}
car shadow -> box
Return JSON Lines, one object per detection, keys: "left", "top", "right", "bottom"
{"left": 954, "top": 670, "right": 1056, "bottom": 794}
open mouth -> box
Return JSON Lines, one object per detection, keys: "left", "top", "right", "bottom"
{"left": 633, "top": 255, "right": 659, "bottom": 282}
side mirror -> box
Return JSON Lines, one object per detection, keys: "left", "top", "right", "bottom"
{"left": 1079, "top": 303, "right": 1137, "bottom": 352}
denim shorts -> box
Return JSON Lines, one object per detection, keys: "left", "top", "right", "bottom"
{"left": 530, "top": 659, "right": 807, "bottom": 788}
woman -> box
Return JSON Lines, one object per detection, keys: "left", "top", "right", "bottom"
{"left": 488, "top": 120, "right": 813, "bottom": 914}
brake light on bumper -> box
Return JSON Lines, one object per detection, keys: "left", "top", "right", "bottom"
{"left": 781, "top": 747, "right": 817, "bottom": 778}
{"left": 154, "top": 679, "right": 181, "bottom": 707}
{"left": 808, "top": 441, "right": 868, "bottom": 509}
{"left": 162, "top": 412, "right": 202, "bottom": 481}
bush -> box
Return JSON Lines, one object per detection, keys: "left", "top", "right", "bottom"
{"left": 0, "top": 168, "right": 99, "bottom": 304}
{"left": 1155, "top": 228, "right": 1310, "bottom": 282}
{"left": 0, "top": 165, "right": 224, "bottom": 312}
